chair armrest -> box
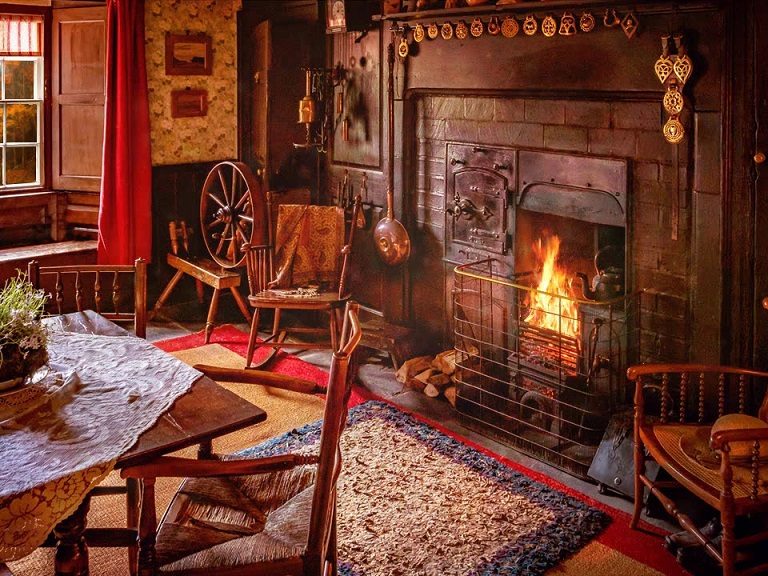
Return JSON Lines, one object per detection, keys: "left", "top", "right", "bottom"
{"left": 121, "top": 453, "right": 318, "bottom": 479}
{"left": 710, "top": 428, "right": 768, "bottom": 451}
{"left": 193, "top": 364, "right": 325, "bottom": 395}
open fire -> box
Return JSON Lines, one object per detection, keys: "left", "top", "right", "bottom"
{"left": 523, "top": 235, "right": 580, "bottom": 339}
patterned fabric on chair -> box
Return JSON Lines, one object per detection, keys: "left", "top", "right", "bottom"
{"left": 242, "top": 196, "right": 362, "bottom": 369}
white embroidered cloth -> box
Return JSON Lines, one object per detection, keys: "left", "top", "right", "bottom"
{"left": 0, "top": 331, "right": 202, "bottom": 561}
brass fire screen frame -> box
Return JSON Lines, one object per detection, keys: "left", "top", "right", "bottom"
{"left": 453, "top": 258, "right": 642, "bottom": 479}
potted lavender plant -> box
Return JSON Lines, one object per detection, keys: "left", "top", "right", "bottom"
{"left": 0, "top": 275, "right": 49, "bottom": 389}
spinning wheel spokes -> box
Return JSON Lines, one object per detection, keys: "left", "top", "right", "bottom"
{"left": 200, "top": 161, "right": 265, "bottom": 268}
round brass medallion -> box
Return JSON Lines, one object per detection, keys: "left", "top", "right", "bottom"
{"left": 427, "top": 23, "right": 439, "bottom": 40}
{"left": 501, "top": 16, "right": 519, "bottom": 38}
{"left": 523, "top": 15, "right": 537, "bottom": 36}
{"left": 579, "top": 12, "right": 595, "bottom": 33}
{"left": 441, "top": 22, "right": 453, "bottom": 40}
{"left": 413, "top": 23, "right": 425, "bottom": 43}
{"left": 663, "top": 117, "right": 685, "bottom": 144}
{"left": 663, "top": 87, "right": 684, "bottom": 115}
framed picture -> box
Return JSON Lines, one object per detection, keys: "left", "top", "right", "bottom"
{"left": 165, "top": 33, "right": 212, "bottom": 76}
{"left": 171, "top": 89, "right": 208, "bottom": 118}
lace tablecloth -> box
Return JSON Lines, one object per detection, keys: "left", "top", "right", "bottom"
{"left": 0, "top": 331, "right": 202, "bottom": 561}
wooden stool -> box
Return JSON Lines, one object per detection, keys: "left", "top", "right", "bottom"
{"left": 358, "top": 315, "right": 427, "bottom": 370}
{"left": 152, "top": 221, "right": 251, "bottom": 343}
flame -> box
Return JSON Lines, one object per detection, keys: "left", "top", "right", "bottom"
{"left": 523, "top": 236, "right": 580, "bottom": 338}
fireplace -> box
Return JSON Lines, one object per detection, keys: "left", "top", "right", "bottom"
{"left": 442, "top": 142, "right": 634, "bottom": 477}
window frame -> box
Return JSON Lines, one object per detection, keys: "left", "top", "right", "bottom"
{"left": 0, "top": 4, "right": 51, "bottom": 196}
{"left": 0, "top": 54, "right": 44, "bottom": 190}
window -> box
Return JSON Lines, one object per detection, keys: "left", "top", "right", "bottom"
{"left": 0, "top": 14, "right": 43, "bottom": 191}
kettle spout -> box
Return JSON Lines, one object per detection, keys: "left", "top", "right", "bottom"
{"left": 575, "top": 272, "right": 596, "bottom": 300}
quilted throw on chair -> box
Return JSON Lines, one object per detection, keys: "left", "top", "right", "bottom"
{"left": 269, "top": 205, "right": 345, "bottom": 290}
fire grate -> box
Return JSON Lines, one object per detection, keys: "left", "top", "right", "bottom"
{"left": 452, "top": 258, "right": 640, "bottom": 479}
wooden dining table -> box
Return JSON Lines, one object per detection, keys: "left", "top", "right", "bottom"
{"left": 35, "top": 311, "right": 267, "bottom": 576}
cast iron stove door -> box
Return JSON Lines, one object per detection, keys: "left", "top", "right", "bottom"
{"left": 445, "top": 143, "right": 514, "bottom": 262}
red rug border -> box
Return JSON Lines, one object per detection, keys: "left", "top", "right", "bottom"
{"left": 156, "top": 324, "right": 688, "bottom": 576}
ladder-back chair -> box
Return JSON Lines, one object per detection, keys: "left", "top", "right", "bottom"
{"left": 27, "top": 258, "right": 147, "bottom": 338}
{"left": 629, "top": 364, "right": 768, "bottom": 576}
{"left": 122, "top": 302, "right": 362, "bottom": 576}
{"left": 243, "top": 195, "right": 362, "bottom": 368}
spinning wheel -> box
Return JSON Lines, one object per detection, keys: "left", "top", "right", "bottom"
{"left": 200, "top": 161, "right": 265, "bottom": 269}
{"left": 152, "top": 161, "right": 267, "bottom": 342}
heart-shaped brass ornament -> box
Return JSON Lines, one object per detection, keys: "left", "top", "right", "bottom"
{"left": 674, "top": 55, "right": 692, "bottom": 85}
{"left": 655, "top": 55, "right": 673, "bottom": 84}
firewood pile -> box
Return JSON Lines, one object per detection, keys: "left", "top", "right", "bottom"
{"left": 395, "top": 349, "right": 464, "bottom": 406}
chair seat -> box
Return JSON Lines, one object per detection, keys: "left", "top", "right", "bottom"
{"left": 155, "top": 464, "right": 316, "bottom": 573}
{"left": 248, "top": 290, "right": 348, "bottom": 310}
{"left": 640, "top": 423, "right": 768, "bottom": 509}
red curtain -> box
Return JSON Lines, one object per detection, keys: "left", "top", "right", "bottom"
{"left": 98, "top": 0, "right": 152, "bottom": 264}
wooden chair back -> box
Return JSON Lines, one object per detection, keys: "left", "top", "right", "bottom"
{"left": 305, "top": 300, "right": 362, "bottom": 570}
{"left": 27, "top": 258, "right": 148, "bottom": 338}
{"left": 628, "top": 363, "right": 768, "bottom": 425}
{"left": 244, "top": 196, "right": 362, "bottom": 301}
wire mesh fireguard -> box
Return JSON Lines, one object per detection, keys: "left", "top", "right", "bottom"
{"left": 452, "top": 258, "right": 640, "bottom": 479}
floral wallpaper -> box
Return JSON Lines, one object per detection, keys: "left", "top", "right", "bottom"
{"left": 145, "top": 0, "right": 239, "bottom": 166}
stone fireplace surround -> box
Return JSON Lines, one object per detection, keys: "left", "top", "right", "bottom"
{"left": 409, "top": 94, "right": 689, "bottom": 364}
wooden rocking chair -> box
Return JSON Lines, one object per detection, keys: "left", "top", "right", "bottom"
{"left": 121, "top": 302, "right": 362, "bottom": 576}
{"left": 243, "top": 195, "right": 362, "bottom": 368}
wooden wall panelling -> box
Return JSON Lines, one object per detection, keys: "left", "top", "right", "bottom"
{"left": 150, "top": 162, "right": 218, "bottom": 298}
{"left": 51, "top": 6, "right": 106, "bottom": 192}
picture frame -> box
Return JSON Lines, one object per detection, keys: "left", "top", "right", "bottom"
{"left": 171, "top": 89, "right": 208, "bottom": 118}
{"left": 165, "top": 33, "right": 212, "bottom": 76}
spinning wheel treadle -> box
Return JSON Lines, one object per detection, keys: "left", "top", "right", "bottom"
{"left": 153, "top": 161, "right": 267, "bottom": 343}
